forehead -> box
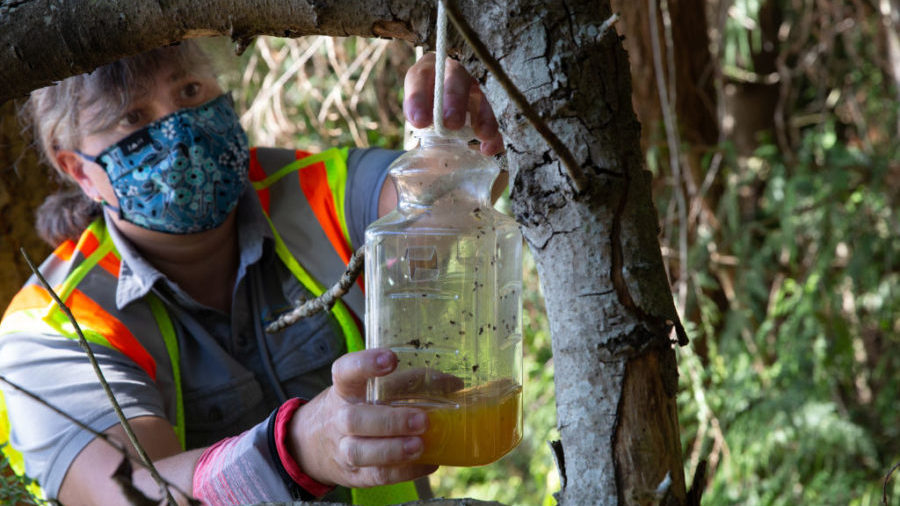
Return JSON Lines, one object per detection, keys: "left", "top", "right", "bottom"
{"left": 80, "top": 63, "right": 215, "bottom": 134}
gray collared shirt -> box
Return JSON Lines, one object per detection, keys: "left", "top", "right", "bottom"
{"left": 0, "top": 147, "right": 400, "bottom": 499}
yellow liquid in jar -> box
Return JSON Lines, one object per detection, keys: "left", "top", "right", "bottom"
{"left": 415, "top": 379, "right": 523, "bottom": 466}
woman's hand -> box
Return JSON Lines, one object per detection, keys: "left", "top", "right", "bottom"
{"left": 288, "top": 349, "right": 438, "bottom": 488}
{"left": 403, "top": 52, "right": 504, "bottom": 156}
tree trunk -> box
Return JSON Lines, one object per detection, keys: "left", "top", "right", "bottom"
{"left": 611, "top": 0, "right": 724, "bottom": 363}
{"left": 612, "top": 0, "right": 718, "bottom": 158}
{"left": 448, "top": 1, "right": 687, "bottom": 503}
{"left": 1, "top": 1, "right": 688, "bottom": 504}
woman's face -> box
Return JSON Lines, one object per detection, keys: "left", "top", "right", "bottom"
{"left": 62, "top": 64, "right": 223, "bottom": 207}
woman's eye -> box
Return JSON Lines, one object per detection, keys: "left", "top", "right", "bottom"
{"left": 120, "top": 110, "right": 143, "bottom": 127}
{"left": 182, "top": 82, "right": 202, "bottom": 100}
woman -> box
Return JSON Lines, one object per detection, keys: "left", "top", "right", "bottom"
{"left": 0, "top": 40, "right": 502, "bottom": 505}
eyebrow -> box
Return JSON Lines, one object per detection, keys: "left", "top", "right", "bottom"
{"left": 168, "top": 68, "right": 188, "bottom": 82}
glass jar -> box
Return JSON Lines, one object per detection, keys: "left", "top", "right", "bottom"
{"left": 365, "top": 128, "right": 523, "bottom": 467}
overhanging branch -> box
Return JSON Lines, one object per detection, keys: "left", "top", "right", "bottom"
{"left": 0, "top": 0, "right": 433, "bottom": 105}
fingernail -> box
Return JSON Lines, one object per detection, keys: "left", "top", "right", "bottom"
{"left": 413, "top": 109, "right": 428, "bottom": 127}
{"left": 376, "top": 352, "right": 393, "bottom": 371}
{"left": 443, "top": 107, "right": 461, "bottom": 127}
{"left": 408, "top": 412, "right": 427, "bottom": 432}
{"left": 408, "top": 96, "right": 428, "bottom": 126}
{"left": 404, "top": 437, "right": 423, "bottom": 455}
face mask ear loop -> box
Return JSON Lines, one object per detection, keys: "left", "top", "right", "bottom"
{"left": 94, "top": 197, "right": 123, "bottom": 220}
{"left": 73, "top": 149, "right": 98, "bottom": 163}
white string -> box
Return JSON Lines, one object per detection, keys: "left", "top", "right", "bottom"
{"left": 433, "top": 0, "right": 450, "bottom": 137}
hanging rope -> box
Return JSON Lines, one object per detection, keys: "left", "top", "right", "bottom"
{"left": 432, "top": 0, "right": 451, "bottom": 137}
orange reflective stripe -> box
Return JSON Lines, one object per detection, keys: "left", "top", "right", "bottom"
{"left": 298, "top": 161, "right": 354, "bottom": 267}
{"left": 293, "top": 149, "right": 314, "bottom": 161}
{"left": 1, "top": 286, "right": 156, "bottom": 381}
{"left": 63, "top": 289, "right": 157, "bottom": 381}
{"left": 97, "top": 252, "right": 121, "bottom": 278}
{"left": 75, "top": 228, "right": 100, "bottom": 258}
{"left": 248, "top": 148, "right": 271, "bottom": 214}
{"left": 53, "top": 240, "right": 76, "bottom": 261}
{"left": 2, "top": 285, "right": 52, "bottom": 320}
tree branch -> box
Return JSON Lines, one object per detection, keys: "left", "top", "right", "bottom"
{"left": 0, "top": 0, "right": 434, "bottom": 105}
{"left": 885, "top": 461, "right": 900, "bottom": 506}
{"left": 21, "top": 249, "right": 183, "bottom": 506}
{"left": 265, "top": 245, "right": 365, "bottom": 333}
{"left": 439, "top": 0, "right": 588, "bottom": 192}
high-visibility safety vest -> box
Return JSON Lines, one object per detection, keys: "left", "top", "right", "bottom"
{"left": 0, "top": 147, "right": 417, "bottom": 505}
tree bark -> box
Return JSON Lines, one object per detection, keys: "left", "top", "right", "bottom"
{"left": 611, "top": 0, "right": 718, "bottom": 157}
{"left": 0, "top": 0, "right": 434, "bottom": 104}
{"left": 445, "top": 1, "right": 687, "bottom": 503}
{"left": 1, "top": 0, "right": 688, "bottom": 504}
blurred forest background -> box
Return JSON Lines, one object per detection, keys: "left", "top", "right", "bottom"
{"left": 1, "top": 0, "right": 898, "bottom": 504}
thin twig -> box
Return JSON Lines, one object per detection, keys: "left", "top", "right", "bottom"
{"left": 649, "top": 0, "right": 688, "bottom": 316}
{"left": 0, "top": 373, "right": 195, "bottom": 503}
{"left": 885, "top": 461, "right": 900, "bottom": 505}
{"left": 21, "top": 249, "right": 178, "bottom": 506}
{"left": 439, "top": 0, "right": 588, "bottom": 192}
{"left": 265, "top": 245, "right": 366, "bottom": 333}
{"left": 0, "top": 374, "right": 124, "bottom": 453}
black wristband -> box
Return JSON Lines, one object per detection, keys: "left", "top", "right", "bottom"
{"left": 266, "top": 406, "right": 317, "bottom": 501}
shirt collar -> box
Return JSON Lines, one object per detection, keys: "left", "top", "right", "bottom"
{"left": 111, "top": 187, "right": 274, "bottom": 310}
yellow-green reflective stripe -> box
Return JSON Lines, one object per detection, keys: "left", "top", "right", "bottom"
{"left": 351, "top": 481, "right": 419, "bottom": 505}
{"left": 56, "top": 220, "right": 113, "bottom": 302}
{"left": 147, "top": 295, "right": 185, "bottom": 450}
{"left": 251, "top": 148, "right": 345, "bottom": 191}
{"left": 264, "top": 215, "right": 364, "bottom": 353}
{"left": 2, "top": 373, "right": 46, "bottom": 500}
{"left": 0, "top": 389, "right": 24, "bottom": 476}
{"left": 0, "top": 309, "right": 50, "bottom": 336}
{"left": 323, "top": 147, "right": 353, "bottom": 248}
{"left": 44, "top": 311, "right": 116, "bottom": 352}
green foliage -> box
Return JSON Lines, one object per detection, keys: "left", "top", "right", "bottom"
{"left": 669, "top": 127, "right": 900, "bottom": 504}
{"left": 0, "top": 444, "right": 45, "bottom": 506}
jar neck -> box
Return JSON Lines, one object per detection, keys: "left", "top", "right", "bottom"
{"left": 391, "top": 133, "right": 498, "bottom": 209}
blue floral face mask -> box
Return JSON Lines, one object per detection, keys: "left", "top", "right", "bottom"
{"left": 78, "top": 93, "right": 250, "bottom": 234}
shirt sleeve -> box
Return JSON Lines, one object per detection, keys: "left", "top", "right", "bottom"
{"left": 344, "top": 148, "right": 402, "bottom": 250}
{"left": 0, "top": 331, "right": 167, "bottom": 499}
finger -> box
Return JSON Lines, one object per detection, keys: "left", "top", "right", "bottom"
{"left": 442, "top": 58, "right": 476, "bottom": 129}
{"left": 469, "top": 90, "right": 499, "bottom": 140}
{"left": 331, "top": 349, "right": 397, "bottom": 401}
{"left": 354, "top": 464, "right": 439, "bottom": 489}
{"left": 403, "top": 53, "right": 436, "bottom": 128}
{"left": 379, "top": 367, "right": 465, "bottom": 397}
{"left": 335, "top": 404, "right": 428, "bottom": 437}
{"left": 471, "top": 91, "right": 503, "bottom": 155}
{"left": 338, "top": 436, "right": 426, "bottom": 467}
{"left": 480, "top": 136, "right": 505, "bottom": 156}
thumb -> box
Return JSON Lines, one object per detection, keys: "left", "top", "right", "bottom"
{"left": 331, "top": 349, "right": 397, "bottom": 402}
